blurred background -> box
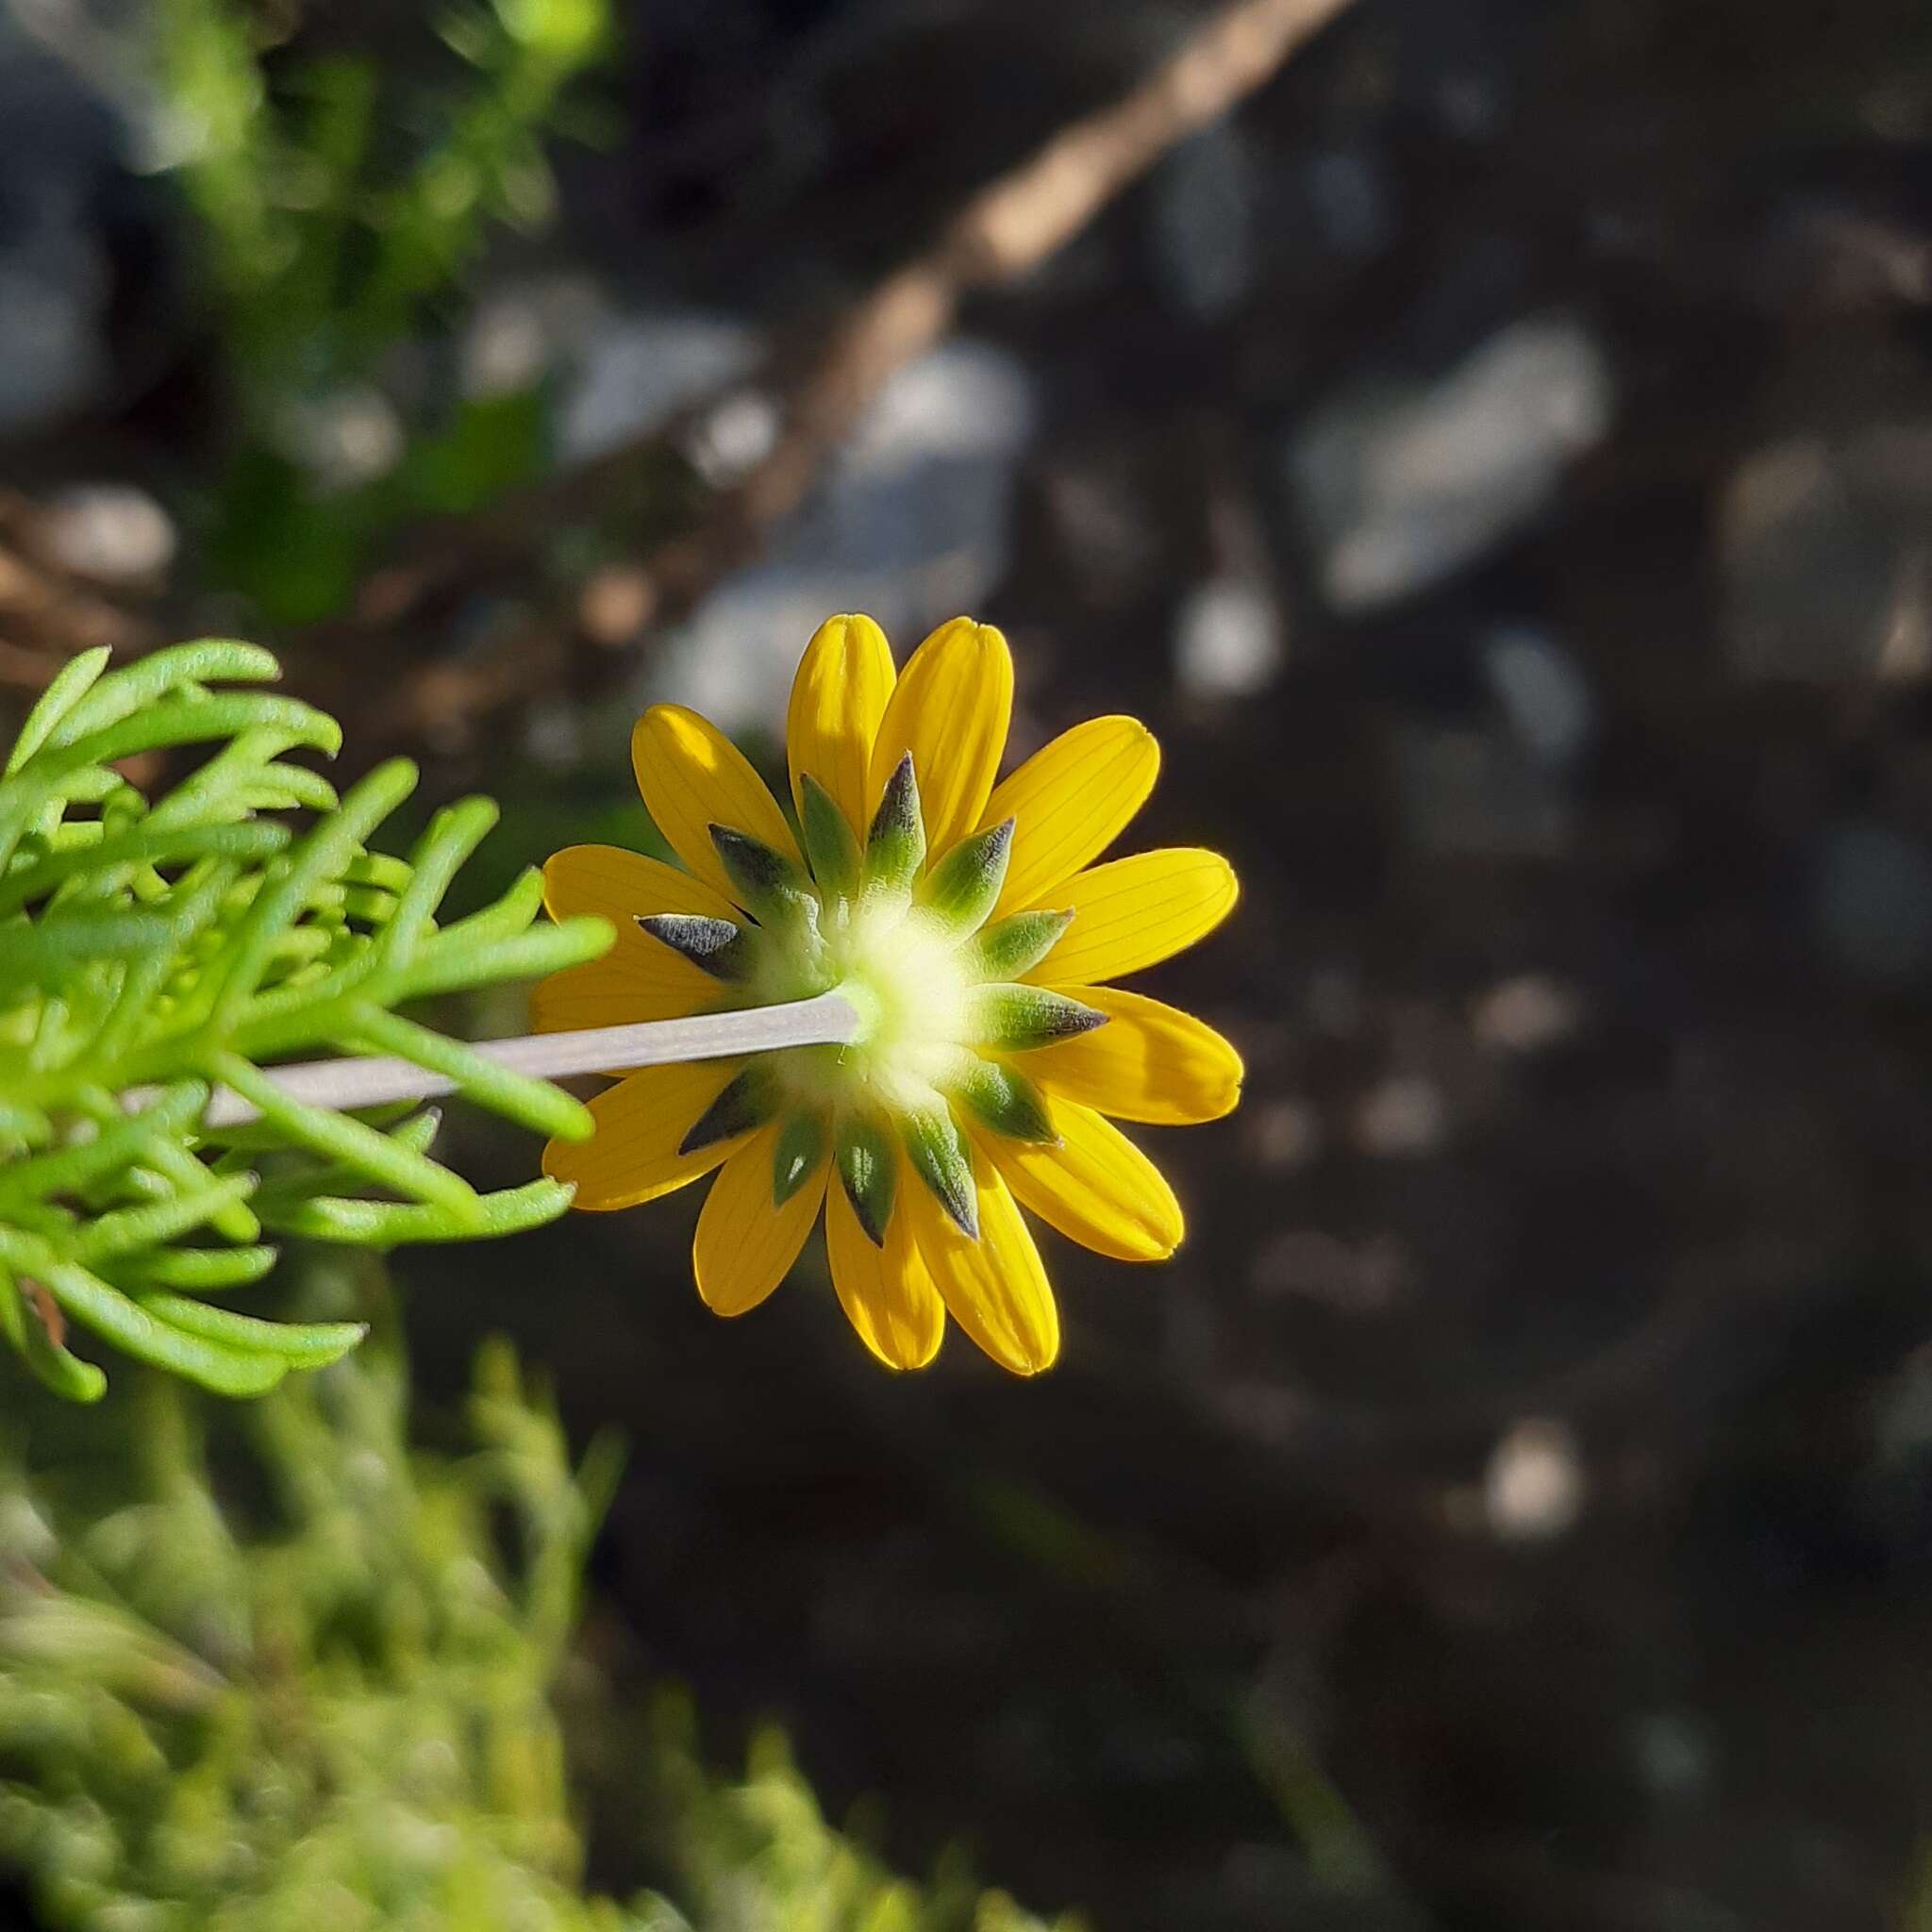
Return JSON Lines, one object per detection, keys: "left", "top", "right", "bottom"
{"left": 3, "top": 0, "right": 1932, "bottom": 1927}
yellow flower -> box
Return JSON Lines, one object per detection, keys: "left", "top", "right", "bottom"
{"left": 536, "top": 615, "right": 1241, "bottom": 1375}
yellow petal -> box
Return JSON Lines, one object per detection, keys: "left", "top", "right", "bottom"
{"left": 631, "top": 705, "right": 802, "bottom": 908}
{"left": 534, "top": 846, "right": 737, "bottom": 1033}
{"left": 981, "top": 716, "right": 1158, "bottom": 918}
{"left": 530, "top": 957, "right": 717, "bottom": 1037}
{"left": 979, "top": 1101, "right": 1182, "bottom": 1262}
{"left": 903, "top": 1143, "right": 1058, "bottom": 1375}
{"left": 825, "top": 1163, "right": 945, "bottom": 1370}
{"left": 542, "top": 844, "right": 741, "bottom": 926}
{"left": 867, "top": 617, "right": 1012, "bottom": 859}
{"left": 1024, "top": 985, "right": 1242, "bottom": 1124}
{"left": 693, "top": 1125, "right": 827, "bottom": 1316}
{"left": 788, "top": 613, "right": 895, "bottom": 836}
{"left": 1022, "top": 848, "right": 1238, "bottom": 985}
{"left": 542, "top": 1060, "right": 747, "bottom": 1211}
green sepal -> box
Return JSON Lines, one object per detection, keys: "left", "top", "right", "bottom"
{"left": 920, "top": 818, "right": 1013, "bottom": 936}
{"left": 678, "top": 1065, "right": 780, "bottom": 1156}
{"left": 863, "top": 753, "right": 925, "bottom": 904}
{"left": 772, "top": 1111, "right": 829, "bottom": 1207}
{"left": 965, "top": 908, "right": 1073, "bottom": 981}
{"left": 798, "top": 774, "right": 861, "bottom": 902}
{"left": 968, "top": 984, "right": 1108, "bottom": 1051}
{"left": 950, "top": 1059, "right": 1058, "bottom": 1144}
{"left": 637, "top": 913, "right": 751, "bottom": 981}
{"left": 835, "top": 1112, "right": 897, "bottom": 1247}
{"left": 708, "top": 825, "right": 817, "bottom": 927}
{"left": 900, "top": 1103, "right": 978, "bottom": 1238}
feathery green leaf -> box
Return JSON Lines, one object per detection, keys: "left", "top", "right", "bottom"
{"left": 0, "top": 643, "right": 613, "bottom": 1402}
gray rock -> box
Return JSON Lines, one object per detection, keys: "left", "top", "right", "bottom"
{"left": 0, "top": 237, "right": 108, "bottom": 432}
{"left": 1484, "top": 1418, "right": 1585, "bottom": 1541}
{"left": 40, "top": 482, "right": 175, "bottom": 582}
{"left": 1471, "top": 974, "right": 1582, "bottom": 1054}
{"left": 558, "top": 308, "right": 760, "bottom": 462}
{"left": 1809, "top": 820, "right": 1932, "bottom": 985}
{"left": 1288, "top": 313, "right": 1613, "bottom": 611}
{"left": 460, "top": 275, "right": 603, "bottom": 397}
{"left": 1173, "top": 574, "right": 1285, "bottom": 698}
{"left": 1149, "top": 122, "right": 1256, "bottom": 320}
{"left": 275, "top": 384, "right": 405, "bottom": 491}
{"left": 1483, "top": 624, "right": 1594, "bottom": 770}
{"left": 0, "top": 29, "right": 132, "bottom": 433}
{"left": 1352, "top": 1073, "right": 1449, "bottom": 1158}
{"left": 1307, "top": 146, "right": 1394, "bottom": 259}
{"left": 1247, "top": 1097, "right": 1325, "bottom": 1173}
{"left": 646, "top": 341, "right": 1037, "bottom": 728}
{"left": 1720, "top": 427, "right": 1932, "bottom": 684}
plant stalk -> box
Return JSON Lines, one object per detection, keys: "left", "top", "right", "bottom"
{"left": 144, "top": 992, "right": 863, "bottom": 1130}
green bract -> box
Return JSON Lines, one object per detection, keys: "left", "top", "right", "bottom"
{"left": 0, "top": 641, "right": 612, "bottom": 1403}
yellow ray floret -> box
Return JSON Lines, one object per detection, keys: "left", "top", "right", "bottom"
{"left": 826, "top": 1158, "right": 946, "bottom": 1371}
{"left": 981, "top": 1097, "right": 1184, "bottom": 1264}
{"left": 533, "top": 847, "right": 737, "bottom": 1029}
{"left": 1021, "top": 847, "right": 1240, "bottom": 986}
{"left": 695, "top": 1123, "right": 828, "bottom": 1317}
{"left": 903, "top": 1143, "right": 1059, "bottom": 1375}
{"left": 788, "top": 612, "right": 894, "bottom": 832}
{"left": 867, "top": 617, "right": 1011, "bottom": 857}
{"left": 1022, "top": 985, "right": 1242, "bottom": 1125}
{"left": 537, "top": 611, "right": 1243, "bottom": 1376}
{"left": 631, "top": 705, "right": 803, "bottom": 905}
{"left": 544, "top": 1058, "right": 748, "bottom": 1211}
{"left": 980, "top": 714, "right": 1159, "bottom": 919}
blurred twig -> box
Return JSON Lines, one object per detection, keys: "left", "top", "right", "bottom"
{"left": 295, "top": 0, "right": 1358, "bottom": 754}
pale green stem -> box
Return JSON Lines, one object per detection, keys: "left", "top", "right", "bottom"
{"left": 126, "top": 992, "right": 862, "bottom": 1130}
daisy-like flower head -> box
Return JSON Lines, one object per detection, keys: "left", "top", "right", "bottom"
{"left": 536, "top": 615, "right": 1241, "bottom": 1375}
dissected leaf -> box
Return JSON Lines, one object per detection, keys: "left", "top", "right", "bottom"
{"left": 0, "top": 644, "right": 612, "bottom": 1402}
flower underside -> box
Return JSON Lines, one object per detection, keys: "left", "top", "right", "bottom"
{"left": 661, "top": 752, "right": 1101, "bottom": 1248}
{"left": 536, "top": 611, "right": 1244, "bottom": 1376}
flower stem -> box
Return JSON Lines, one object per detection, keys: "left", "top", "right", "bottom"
{"left": 180, "top": 992, "right": 861, "bottom": 1130}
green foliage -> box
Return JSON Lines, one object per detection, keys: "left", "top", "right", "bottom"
{"left": 0, "top": 1314, "right": 627, "bottom": 1931}
{"left": 154, "top": 0, "right": 614, "bottom": 618}
{"left": 1908, "top": 1851, "right": 1932, "bottom": 1932}
{"left": 158, "top": 0, "right": 610, "bottom": 400}
{"left": 637, "top": 1708, "right": 1085, "bottom": 1932}
{"left": 0, "top": 641, "right": 611, "bottom": 1403}
{"left": 0, "top": 1311, "right": 1079, "bottom": 1932}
